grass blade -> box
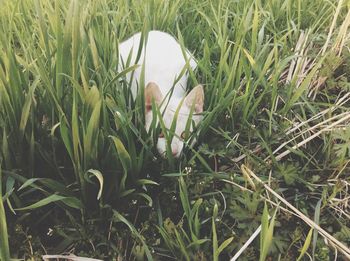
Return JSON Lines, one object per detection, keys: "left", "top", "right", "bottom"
{"left": 297, "top": 228, "right": 313, "bottom": 261}
{"left": 0, "top": 167, "right": 10, "bottom": 260}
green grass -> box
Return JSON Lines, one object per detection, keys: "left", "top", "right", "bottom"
{"left": 1, "top": 0, "right": 350, "bottom": 260}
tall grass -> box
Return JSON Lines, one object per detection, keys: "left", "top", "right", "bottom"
{"left": 0, "top": 0, "right": 349, "bottom": 259}
{"left": 0, "top": 168, "right": 10, "bottom": 261}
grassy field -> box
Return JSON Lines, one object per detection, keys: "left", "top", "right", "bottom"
{"left": 1, "top": 0, "right": 350, "bottom": 260}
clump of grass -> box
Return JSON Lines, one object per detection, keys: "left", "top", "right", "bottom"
{"left": 1, "top": 0, "right": 350, "bottom": 260}
{"left": 0, "top": 168, "right": 10, "bottom": 261}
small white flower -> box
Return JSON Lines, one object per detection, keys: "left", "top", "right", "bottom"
{"left": 47, "top": 228, "right": 53, "bottom": 236}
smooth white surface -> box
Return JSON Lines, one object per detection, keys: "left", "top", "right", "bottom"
{"left": 118, "top": 31, "right": 202, "bottom": 158}
{"left": 118, "top": 30, "right": 197, "bottom": 100}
